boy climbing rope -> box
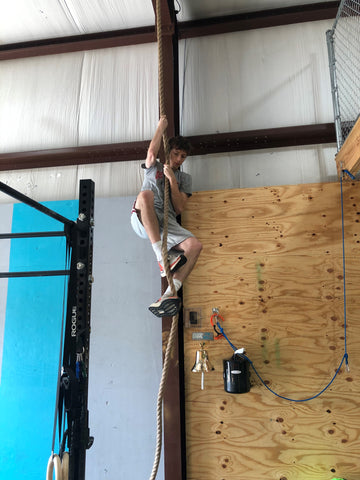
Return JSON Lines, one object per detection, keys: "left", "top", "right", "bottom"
{"left": 131, "top": 115, "right": 202, "bottom": 317}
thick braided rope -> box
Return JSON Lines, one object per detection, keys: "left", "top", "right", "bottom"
{"left": 149, "top": 313, "right": 179, "bottom": 480}
{"left": 149, "top": 2, "right": 178, "bottom": 480}
{"left": 157, "top": 0, "right": 175, "bottom": 295}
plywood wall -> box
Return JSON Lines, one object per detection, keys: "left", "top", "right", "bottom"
{"left": 182, "top": 181, "right": 360, "bottom": 480}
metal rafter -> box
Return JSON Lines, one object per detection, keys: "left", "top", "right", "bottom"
{"left": 0, "top": 123, "right": 336, "bottom": 171}
{"left": 179, "top": 1, "right": 340, "bottom": 38}
{"left": 0, "top": 2, "right": 339, "bottom": 61}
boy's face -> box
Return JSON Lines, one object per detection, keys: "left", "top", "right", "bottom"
{"left": 169, "top": 148, "right": 187, "bottom": 170}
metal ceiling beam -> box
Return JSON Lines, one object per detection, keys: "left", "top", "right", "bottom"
{"left": 0, "top": 123, "right": 336, "bottom": 171}
{"left": 178, "top": 1, "right": 340, "bottom": 39}
{"left": 0, "top": 26, "right": 156, "bottom": 61}
{"left": 189, "top": 122, "right": 336, "bottom": 155}
{"left": 0, "top": 2, "right": 339, "bottom": 61}
{"left": 0, "top": 141, "right": 148, "bottom": 171}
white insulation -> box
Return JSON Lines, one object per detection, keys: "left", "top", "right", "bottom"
{"left": 0, "top": 0, "right": 155, "bottom": 43}
{"left": 0, "top": 18, "right": 337, "bottom": 204}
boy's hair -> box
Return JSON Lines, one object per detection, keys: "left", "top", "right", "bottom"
{"left": 168, "top": 135, "right": 192, "bottom": 155}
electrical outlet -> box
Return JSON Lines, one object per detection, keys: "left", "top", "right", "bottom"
{"left": 184, "top": 307, "right": 202, "bottom": 328}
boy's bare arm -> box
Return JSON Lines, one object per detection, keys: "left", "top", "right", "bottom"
{"left": 146, "top": 116, "right": 168, "bottom": 168}
{"left": 164, "top": 164, "right": 188, "bottom": 215}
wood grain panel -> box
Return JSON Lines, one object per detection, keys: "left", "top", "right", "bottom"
{"left": 335, "top": 116, "right": 360, "bottom": 176}
{"left": 182, "top": 181, "right": 360, "bottom": 480}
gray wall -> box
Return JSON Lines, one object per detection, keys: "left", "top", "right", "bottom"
{"left": 87, "top": 196, "right": 164, "bottom": 480}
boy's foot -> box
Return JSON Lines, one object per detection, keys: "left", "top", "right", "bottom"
{"left": 158, "top": 253, "right": 187, "bottom": 278}
{"left": 149, "top": 295, "right": 181, "bottom": 318}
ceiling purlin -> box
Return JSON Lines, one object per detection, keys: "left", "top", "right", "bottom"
{"left": 179, "top": 1, "right": 340, "bottom": 38}
{"left": 0, "top": 123, "right": 336, "bottom": 172}
{"left": 0, "top": 26, "right": 156, "bottom": 61}
{"left": 0, "top": 2, "right": 339, "bottom": 61}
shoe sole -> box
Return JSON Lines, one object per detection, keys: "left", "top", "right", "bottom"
{"left": 149, "top": 297, "right": 182, "bottom": 317}
{"left": 160, "top": 254, "right": 187, "bottom": 278}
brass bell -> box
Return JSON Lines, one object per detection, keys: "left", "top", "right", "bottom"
{"left": 191, "top": 343, "right": 213, "bottom": 390}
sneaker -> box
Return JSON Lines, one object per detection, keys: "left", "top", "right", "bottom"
{"left": 158, "top": 253, "right": 187, "bottom": 278}
{"left": 149, "top": 295, "right": 181, "bottom": 318}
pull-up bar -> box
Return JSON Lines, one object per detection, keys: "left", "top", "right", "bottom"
{"left": 0, "top": 181, "right": 74, "bottom": 279}
{"left": 0, "top": 231, "right": 65, "bottom": 239}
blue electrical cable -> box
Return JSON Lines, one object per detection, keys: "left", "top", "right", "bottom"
{"left": 340, "top": 173, "right": 350, "bottom": 372}
{"left": 217, "top": 175, "right": 350, "bottom": 401}
{"left": 218, "top": 322, "right": 347, "bottom": 402}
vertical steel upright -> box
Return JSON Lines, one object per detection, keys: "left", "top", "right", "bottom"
{"left": 61, "top": 179, "right": 95, "bottom": 480}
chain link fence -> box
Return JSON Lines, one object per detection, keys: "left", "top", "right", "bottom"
{"left": 327, "top": 0, "right": 360, "bottom": 151}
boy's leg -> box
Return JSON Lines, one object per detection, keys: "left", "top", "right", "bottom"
{"left": 172, "top": 236, "right": 203, "bottom": 284}
{"left": 135, "top": 190, "right": 186, "bottom": 276}
{"left": 134, "top": 190, "right": 161, "bottom": 244}
{"left": 161, "top": 237, "right": 202, "bottom": 295}
{"left": 149, "top": 236, "right": 202, "bottom": 317}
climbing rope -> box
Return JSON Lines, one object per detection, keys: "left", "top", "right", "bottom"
{"left": 156, "top": 0, "right": 175, "bottom": 293}
{"left": 149, "top": 313, "right": 179, "bottom": 480}
{"left": 149, "top": 1, "right": 178, "bottom": 479}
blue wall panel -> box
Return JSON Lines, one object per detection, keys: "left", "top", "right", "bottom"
{"left": 0, "top": 201, "right": 78, "bottom": 480}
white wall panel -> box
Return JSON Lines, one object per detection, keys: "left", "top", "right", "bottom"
{"left": 0, "top": 53, "right": 83, "bottom": 152}
{"left": 0, "top": 43, "right": 158, "bottom": 153}
{"left": 78, "top": 45, "right": 158, "bottom": 145}
{"left": 0, "top": 0, "right": 155, "bottom": 43}
{"left": 182, "top": 144, "right": 337, "bottom": 191}
{"left": 179, "top": 20, "right": 335, "bottom": 135}
{"left": 0, "top": 160, "right": 144, "bottom": 204}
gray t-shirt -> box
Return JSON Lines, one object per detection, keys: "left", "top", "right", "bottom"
{"left": 141, "top": 160, "right": 192, "bottom": 216}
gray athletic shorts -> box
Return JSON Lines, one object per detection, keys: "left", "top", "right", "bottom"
{"left": 130, "top": 207, "right": 194, "bottom": 251}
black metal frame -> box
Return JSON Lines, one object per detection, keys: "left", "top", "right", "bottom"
{"left": 0, "top": 179, "right": 95, "bottom": 480}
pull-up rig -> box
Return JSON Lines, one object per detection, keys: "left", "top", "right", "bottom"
{"left": 0, "top": 179, "right": 95, "bottom": 480}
